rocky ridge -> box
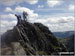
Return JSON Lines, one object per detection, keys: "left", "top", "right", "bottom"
{"left": 1, "top": 21, "right": 67, "bottom": 55}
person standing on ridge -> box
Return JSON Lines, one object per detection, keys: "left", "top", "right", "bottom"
{"left": 19, "top": 15, "right": 22, "bottom": 24}
{"left": 15, "top": 14, "right": 22, "bottom": 25}
{"left": 23, "top": 11, "right": 28, "bottom": 21}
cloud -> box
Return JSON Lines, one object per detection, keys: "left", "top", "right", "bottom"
{"left": 1, "top": 14, "right": 74, "bottom": 34}
{"left": 14, "top": 6, "right": 34, "bottom": 13}
{"left": 0, "top": 14, "right": 16, "bottom": 20}
{"left": 0, "top": 14, "right": 17, "bottom": 33}
{"left": 38, "top": 5, "right": 44, "bottom": 8}
{"left": 47, "top": 0, "right": 63, "bottom": 7}
{"left": 1, "top": 5, "right": 74, "bottom": 33}
{"left": 0, "top": 6, "right": 38, "bottom": 34}
{"left": 1, "top": 20, "right": 17, "bottom": 33}
{"left": 68, "top": 4, "right": 75, "bottom": 11}
{"left": 24, "top": 0, "right": 38, "bottom": 4}
{"left": 3, "top": 6, "right": 38, "bottom": 21}
{"left": 1, "top": 20, "right": 17, "bottom": 27}
{"left": 0, "top": 0, "right": 17, "bottom": 6}
{"left": 4, "top": 6, "right": 38, "bottom": 21}
{"left": 34, "top": 16, "right": 74, "bottom": 24}
{"left": 33, "top": 16, "right": 74, "bottom": 32}
{"left": 47, "top": 23, "right": 74, "bottom": 32}
{"left": 0, "top": 0, "right": 38, "bottom": 6}
{"left": 5, "top": 7, "right": 13, "bottom": 12}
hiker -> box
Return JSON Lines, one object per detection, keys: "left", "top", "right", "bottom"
{"left": 23, "top": 11, "right": 28, "bottom": 21}
{"left": 15, "top": 14, "right": 22, "bottom": 25}
{"left": 19, "top": 15, "right": 22, "bottom": 24}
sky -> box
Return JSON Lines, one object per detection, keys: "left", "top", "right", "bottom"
{"left": 0, "top": 0, "right": 75, "bottom": 34}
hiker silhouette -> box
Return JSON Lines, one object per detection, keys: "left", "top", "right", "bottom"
{"left": 19, "top": 15, "right": 22, "bottom": 24}
{"left": 23, "top": 11, "right": 28, "bottom": 21}
{"left": 15, "top": 12, "right": 28, "bottom": 25}
{"left": 15, "top": 14, "right": 22, "bottom": 25}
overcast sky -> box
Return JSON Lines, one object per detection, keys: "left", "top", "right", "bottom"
{"left": 0, "top": 0, "right": 75, "bottom": 34}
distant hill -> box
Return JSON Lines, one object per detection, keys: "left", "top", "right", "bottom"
{"left": 53, "top": 31, "right": 74, "bottom": 38}
{"left": 65, "top": 34, "right": 74, "bottom": 52}
{"left": 58, "top": 34, "right": 74, "bottom": 52}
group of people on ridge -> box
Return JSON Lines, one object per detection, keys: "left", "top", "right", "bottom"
{"left": 15, "top": 11, "right": 28, "bottom": 25}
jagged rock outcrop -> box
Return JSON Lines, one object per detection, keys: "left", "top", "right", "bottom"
{"left": 1, "top": 21, "right": 67, "bottom": 55}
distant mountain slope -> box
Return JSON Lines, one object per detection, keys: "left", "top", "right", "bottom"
{"left": 58, "top": 34, "right": 74, "bottom": 52}
{"left": 53, "top": 31, "right": 74, "bottom": 38}
{"left": 65, "top": 34, "right": 74, "bottom": 52}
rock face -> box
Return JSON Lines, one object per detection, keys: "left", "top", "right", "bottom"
{"left": 1, "top": 21, "right": 67, "bottom": 55}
